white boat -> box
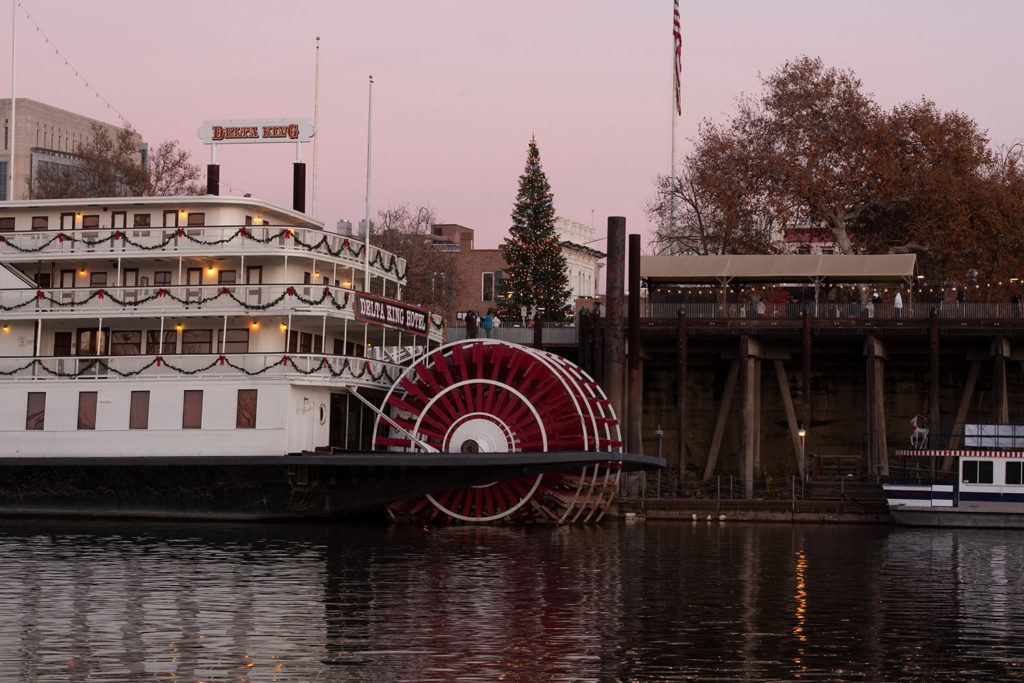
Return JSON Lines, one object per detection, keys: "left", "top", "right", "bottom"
{"left": 884, "top": 424, "right": 1024, "bottom": 528}
{"left": 0, "top": 194, "right": 643, "bottom": 521}
{"left": 0, "top": 195, "right": 440, "bottom": 457}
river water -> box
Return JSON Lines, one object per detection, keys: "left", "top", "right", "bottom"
{"left": 0, "top": 518, "right": 1021, "bottom": 682}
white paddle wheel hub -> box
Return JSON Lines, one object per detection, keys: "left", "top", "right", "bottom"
{"left": 374, "top": 340, "right": 622, "bottom": 524}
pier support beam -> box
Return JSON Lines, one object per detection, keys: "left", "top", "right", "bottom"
{"left": 865, "top": 336, "right": 889, "bottom": 477}
{"left": 739, "top": 335, "right": 763, "bottom": 499}
{"left": 774, "top": 360, "right": 804, "bottom": 479}
{"left": 929, "top": 309, "right": 940, "bottom": 434}
{"left": 943, "top": 360, "right": 980, "bottom": 471}
{"left": 677, "top": 309, "right": 687, "bottom": 493}
{"left": 993, "top": 336, "right": 1010, "bottom": 423}
{"left": 703, "top": 360, "right": 739, "bottom": 483}
{"left": 802, "top": 310, "right": 812, "bottom": 462}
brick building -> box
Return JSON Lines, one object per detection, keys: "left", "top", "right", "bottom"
{"left": 432, "top": 220, "right": 605, "bottom": 324}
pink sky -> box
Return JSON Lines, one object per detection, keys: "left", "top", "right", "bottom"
{"left": 5, "top": 1, "right": 1023, "bottom": 250}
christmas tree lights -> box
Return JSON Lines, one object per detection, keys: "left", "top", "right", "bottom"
{"left": 498, "top": 138, "right": 572, "bottom": 323}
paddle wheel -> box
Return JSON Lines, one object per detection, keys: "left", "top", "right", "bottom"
{"left": 374, "top": 340, "right": 622, "bottom": 524}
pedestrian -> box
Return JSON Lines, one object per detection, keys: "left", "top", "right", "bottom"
{"left": 482, "top": 310, "right": 494, "bottom": 338}
{"left": 894, "top": 291, "right": 903, "bottom": 318}
{"left": 871, "top": 290, "right": 880, "bottom": 318}
{"left": 1013, "top": 292, "right": 1021, "bottom": 317}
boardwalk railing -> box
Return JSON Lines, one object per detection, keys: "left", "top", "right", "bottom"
{"left": 644, "top": 301, "right": 1023, "bottom": 319}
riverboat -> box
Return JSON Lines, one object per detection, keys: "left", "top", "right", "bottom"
{"left": 884, "top": 424, "right": 1024, "bottom": 528}
{"left": 0, "top": 194, "right": 637, "bottom": 522}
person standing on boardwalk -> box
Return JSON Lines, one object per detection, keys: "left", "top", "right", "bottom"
{"left": 482, "top": 310, "right": 494, "bottom": 338}
{"left": 894, "top": 291, "right": 903, "bottom": 318}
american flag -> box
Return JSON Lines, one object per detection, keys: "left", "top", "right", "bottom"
{"left": 673, "top": 0, "right": 682, "bottom": 116}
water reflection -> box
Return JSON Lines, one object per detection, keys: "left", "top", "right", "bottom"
{"left": 0, "top": 520, "right": 1022, "bottom": 680}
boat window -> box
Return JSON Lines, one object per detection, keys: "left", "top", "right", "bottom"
{"left": 154, "top": 271, "right": 171, "bottom": 287}
{"left": 77, "top": 392, "right": 97, "bottom": 430}
{"left": 111, "top": 331, "right": 142, "bottom": 356}
{"left": 182, "top": 390, "right": 203, "bottom": 429}
{"left": 1007, "top": 461, "right": 1023, "bottom": 485}
{"left": 129, "top": 391, "right": 150, "bottom": 430}
{"left": 236, "top": 389, "right": 257, "bottom": 429}
{"left": 31, "top": 216, "right": 48, "bottom": 231}
{"left": 0, "top": 217, "right": 14, "bottom": 232}
{"left": 25, "top": 392, "right": 45, "bottom": 430}
{"left": 963, "top": 460, "right": 994, "bottom": 484}
{"left": 82, "top": 215, "right": 100, "bottom": 230}
{"left": 147, "top": 330, "right": 177, "bottom": 355}
{"left": 220, "top": 328, "right": 249, "bottom": 353}
{"left": 182, "top": 329, "right": 213, "bottom": 354}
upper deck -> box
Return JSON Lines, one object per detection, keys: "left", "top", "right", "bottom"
{"left": 0, "top": 196, "right": 407, "bottom": 292}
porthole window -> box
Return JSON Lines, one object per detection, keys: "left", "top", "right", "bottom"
{"left": 318, "top": 403, "right": 327, "bottom": 425}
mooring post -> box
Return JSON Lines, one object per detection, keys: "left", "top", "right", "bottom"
{"left": 604, "top": 217, "right": 626, "bottom": 439}
{"left": 627, "top": 233, "right": 642, "bottom": 455}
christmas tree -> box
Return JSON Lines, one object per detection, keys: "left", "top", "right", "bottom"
{"left": 499, "top": 138, "right": 572, "bottom": 324}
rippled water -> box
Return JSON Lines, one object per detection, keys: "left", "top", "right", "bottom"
{"left": 0, "top": 519, "right": 1022, "bottom": 681}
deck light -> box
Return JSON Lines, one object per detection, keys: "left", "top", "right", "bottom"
{"left": 178, "top": 210, "right": 187, "bottom": 219}
{"left": 279, "top": 322, "right": 288, "bottom": 332}
{"left": 342, "top": 280, "right": 352, "bottom": 288}
{"left": 206, "top": 266, "right": 216, "bottom": 276}
{"left": 175, "top": 323, "right": 183, "bottom": 332}
{"left": 250, "top": 321, "right": 260, "bottom": 330}
{"left": 78, "top": 268, "right": 87, "bottom": 276}
{"left": 1, "top": 323, "right": 8, "bottom": 333}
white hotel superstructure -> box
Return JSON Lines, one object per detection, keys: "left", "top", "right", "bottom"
{"left": 0, "top": 195, "right": 442, "bottom": 458}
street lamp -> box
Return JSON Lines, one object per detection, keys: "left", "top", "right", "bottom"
{"left": 798, "top": 426, "right": 807, "bottom": 482}
{"left": 654, "top": 425, "right": 664, "bottom": 498}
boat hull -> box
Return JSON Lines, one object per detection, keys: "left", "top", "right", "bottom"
{"left": 889, "top": 507, "right": 1024, "bottom": 529}
{"left": 0, "top": 452, "right": 660, "bottom": 521}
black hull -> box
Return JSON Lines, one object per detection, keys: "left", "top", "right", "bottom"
{"left": 0, "top": 452, "right": 663, "bottom": 521}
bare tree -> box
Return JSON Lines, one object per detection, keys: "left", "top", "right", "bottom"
{"left": 29, "top": 124, "right": 203, "bottom": 199}
{"left": 373, "top": 204, "right": 462, "bottom": 321}
{"left": 647, "top": 155, "right": 779, "bottom": 255}
{"left": 149, "top": 139, "right": 204, "bottom": 196}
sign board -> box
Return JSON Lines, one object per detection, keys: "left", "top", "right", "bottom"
{"left": 355, "top": 293, "right": 430, "bottom": 337}
{"left": 198, "top": 119, "right": 314, "bottom": 144}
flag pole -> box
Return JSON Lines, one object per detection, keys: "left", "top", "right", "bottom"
{"left": 669, "top": 0, "right": 682, "bottom": 249}
{"left": 9, "top": 0, "right": 16, "bottom": 202}
{"left": 311, "top": 36, "right": 320, "bottom": 218}
{"left": 363, "top": 75, "right": 374, "bottom": 293}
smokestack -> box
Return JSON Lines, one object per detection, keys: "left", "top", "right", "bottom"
{"left": 206, "top": 164, "right": 220, "bottom": 196}
{"left": 293, "top": 162, "right": 306, "bottom": 213}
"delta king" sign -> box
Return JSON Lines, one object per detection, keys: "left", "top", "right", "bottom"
{"left": 198, "top": 119, "right": 314, "bottom": 144}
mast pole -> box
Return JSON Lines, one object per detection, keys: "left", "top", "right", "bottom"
{"left": 9, "top": 0, "right": 16, "bottom": 201}
{"left": 312, "top": 36, "right": 320, "bottom": 218}
{"left": 363, "top": 75, "right": 373, "bottom": 293}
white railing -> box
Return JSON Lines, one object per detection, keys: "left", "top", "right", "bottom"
{"left": 0, "top": 283, "right": 356, "bottom": 319}
{"left": 644, "top": 301, "right": 1024, "bottom": 320}
{"left": 0, "top": 225, "right": 407, "bottom": 282}
{"left": 446, "top": 324, "right": 578, "bottom": 345}
{"left": 0, "top": 352, "right": 402, "bottom": 387}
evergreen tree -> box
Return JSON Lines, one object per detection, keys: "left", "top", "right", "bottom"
{"left": 499, "top": 138, "right": 572, "bottom": 324}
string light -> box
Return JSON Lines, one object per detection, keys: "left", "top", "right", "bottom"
{"left": 16, "top": 1, "right": 133, "bottom": 128}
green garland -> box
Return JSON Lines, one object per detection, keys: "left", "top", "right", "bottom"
{"left": 1, "top": 354, "right": 397, "bottom": 383}
{"left": 0, "top": 227, "right": 408, "bottom": 280}
{"left": 4, "top": 286, "right": 352, "bottom": 313}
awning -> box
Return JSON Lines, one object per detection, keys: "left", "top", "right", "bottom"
{"left": 642, "top": 254, "right": 917, "bottom": 286}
